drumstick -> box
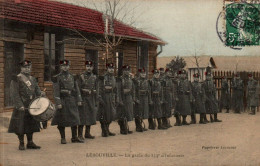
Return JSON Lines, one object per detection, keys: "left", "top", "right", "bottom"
{"left": 36, "top": 88, "right": 47, "bottom": 105}
{"left": 26, "top": 108, "right": 40, "bottom": 109}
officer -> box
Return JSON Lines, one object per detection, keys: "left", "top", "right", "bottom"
{"left": 191, "top": 73, "right": 207, "bottom": 124}
{"left": 8, "top": 60, "right": 44, "bottom": 150}
{"left": 161, "top": 68, "right": 174, "bottom": 128}
{"left": 97, "top": 63, "right": 117, "bottom": 137}
{"left": 149, "top": 69, "right": 167, "bottom": 130}
{"left": 133, "top": 68, "right": 151, "bottom": 132}
{"left": 247, "top": 73, "right": 259, "bottom": 115}
{"left": 231, "top": 73, "right": 244, "bottom": 113}
{"left": 219, "top": 76, "right": 231, "bottom": 113}
{"left": 51, "top": 60, "right": 83, "bottom": 144}
{"left": 175, "top": 69, "right": 192, "bottom": 126}
{"left": 77, "top": 61, "right": 98, "bottom": 140}
{"left": 203, "top": 67, "right": 222, "bottom": 123}
{"left": 117, "top": 65, "right": 135, "bottom": 134}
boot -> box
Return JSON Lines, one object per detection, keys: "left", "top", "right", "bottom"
{"left": 135, "top": 118, "right": 143, "bottom": 132}
{"left": 226, "top": 109, "right": 229, "bottom": 113}
{"left": 126, "top": 121, "right": 133, "bottom": 134}
{"left": 58, "top": 126, "right": 67, "bottom": 144}
{"left": 18, "top": 134, "right": 25, "bottom": 150}
{"left": 148, "top": 118, "right": 156, "bottom": 130}
{"left": 71, "top": 126, "right": 84, "bottom": 143}
{"left": 78, "top": 125, "right": 85, "bottom": 141}
{"left": 204, "top": 114, "right": 209, "bottom": 123}
{"left": 190, "top": 114, "right": 196, "bottom": 124}
{"left": 118, "top": 119, "right": 127, "bottom": 135}
{"left": 42, "top": 121, "right": 48, "bottom": 129}
{"left": 210, "top": 114, "right": 214, "bottom": 123}
{"left": 85, "top": 126, "right": 95, "bottom": 139}
{"left": 249, "top": 107, "right": 256, "bottom": 115}
{"left": 174, "top": 116, "right": 182, "bottom": 126}
{"left": 162, "top": 117, "right": 169, "bottom": 128}
{"left": 182, "top": 116, "right": 190, "bottom": 125}
{"left": 141, "top": 119, "right": 148, "bottom": 131}
{"left": 26, "top": 133, "right": 41, "bottom": 149}
{"left": 199, "top": 114, "right": 206, "bottom": 124}
{"left": 214, "top": 113, "right": 222, "bottom": 122}
{"left": 167, "top": 118, "right": 172, "bottom": 128}
{"left": 101, "top": 122, "right": 109, "bottom": 137}
{"left": 157, "top": 118, "right": 167, "bottom": 130}
{"left": 107, "top": 123, "right": 115, "bottom": 136}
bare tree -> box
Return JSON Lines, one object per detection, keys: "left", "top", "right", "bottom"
{"left": 58, "top": 0, "right": 144, "bottom": 65}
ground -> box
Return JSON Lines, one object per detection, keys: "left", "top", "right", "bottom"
{"left": 0, "top": 112, "right": 260, "bottom": 166}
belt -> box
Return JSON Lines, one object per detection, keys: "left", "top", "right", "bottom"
{"left": 82, "top": 89, "right": 92, "bottom": 95}
{"left": 60, "top": 89, "right": 72, "bottom": 95}
{"left": 123, "top": 89, "right": 131, "bottom": 94}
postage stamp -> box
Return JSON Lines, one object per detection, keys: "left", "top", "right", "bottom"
{"left": 225, "top": 3, "right": 260, "bottom": 46}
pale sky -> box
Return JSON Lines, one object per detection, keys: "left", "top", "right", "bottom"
{"left": 57, "top": 0, "right": 260, "bottom": 57}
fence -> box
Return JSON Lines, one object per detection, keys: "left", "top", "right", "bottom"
{"left": 213, "top": 70, "right": 260, "bottom": 110}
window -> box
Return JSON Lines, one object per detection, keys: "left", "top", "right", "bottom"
{"left": 44, "top": 33, "right": 55, "bottom": 81}
{"left": 137, "top": 41, "right": 149, "bottom": 75}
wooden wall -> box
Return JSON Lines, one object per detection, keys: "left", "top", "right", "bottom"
{"left": 0, "top": 20, "right": 47, "bottom": 112}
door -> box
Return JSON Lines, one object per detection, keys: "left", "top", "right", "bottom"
{"left": 85, "top": 49, "right": 98, "bottom": 75}
{"left": 4, "top": 42, "right": 24, "bottom": 107}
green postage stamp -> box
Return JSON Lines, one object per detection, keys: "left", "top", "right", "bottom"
{"left": 225, "top": 3, "right": 260, "bottom": 46}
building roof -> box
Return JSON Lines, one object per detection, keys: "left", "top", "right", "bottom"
{"left": 157, "top": 56, "right": 215, "bottom": 69}
{"left": 157, "top": 56, "right": 260, "bottom": 72}
{"left": 0, "top": 0, "right": 165, "bottom": 44}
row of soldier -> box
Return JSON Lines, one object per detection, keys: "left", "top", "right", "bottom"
{"left": 219, "top": 73, "right": 259, "bottom": 114}
{"left": 8, "top": 59, "right": 223, "bottom": 150}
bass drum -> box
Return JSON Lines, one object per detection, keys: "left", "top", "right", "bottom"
{"left": 29, "top": 97, "right": 56, "bottom": 122}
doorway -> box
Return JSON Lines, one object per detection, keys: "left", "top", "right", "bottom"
{"left": 4, "top": 42, "right": 24, "bottom": 107}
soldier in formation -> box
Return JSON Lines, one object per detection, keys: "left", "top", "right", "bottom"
{"left": 8, "top": 60, "right": 44, "bottom": 150}
{"left": 149, "top": 69, "right": 167, "bottom": 130}
{"left": 174, "top": 69, "right": 192, "bottom": 126}
{"left": 191, "top": 73, "right": 207, "bottom": 124}
{"left": 231, "top": 73, "right": 244, "bottom": 114}
{"left": 161, "top": 68, "right": 174, "bottom": 128}
{"left": 133, "top": 68, "right": 150, "bottom": 132}
{"left": 77, "top": 61, "right": 98, "bottom": 140}
{"left": 117, "top": 65, "right": 135, "bottom": 134}
{"left": 97, "top": 63, "right": 117, "bottom": 137}
{"left": 51, "top": 60, "right": 83, "bottom": 144}
{"left": 247, "top": 73, "right": 259, "bottom": 115}
{"left": 219, "top": 76, "right": 231, "bottom": 113}
{"left": 203, "top": 68, "right": 222, "bottom": 123}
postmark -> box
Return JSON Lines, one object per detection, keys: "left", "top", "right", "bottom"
{"left": 216, "top": 1, "right": 260, "bottom": 49}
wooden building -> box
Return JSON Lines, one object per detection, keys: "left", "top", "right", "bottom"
{"left": 0, "top": 0, "right": 166, "bottom": 112}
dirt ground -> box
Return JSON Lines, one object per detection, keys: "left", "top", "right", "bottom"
{"left": 1, "top": 112, "right": 260, "bottom": 166}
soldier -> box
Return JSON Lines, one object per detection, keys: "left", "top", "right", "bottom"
{"left": 161, "top": 68, "right": 174, "bottom": 128}
{"left": 219, "top": 76, "right": 231, "bottom": 113}
{"left": 247, "top": 73, "right": 259, "bottom": 115}
{"left": 97, "top": 63, "right": 117, "bottom": 137}
{"left": 149, "top": 69, "right": 167, "bottom": 130}
{"left": 51, "top": 60, "right": 83, "bottom": 144}
{"left": 117, "top": 65, "right": 135, "bottom": 135}
{"left": 174, "top": 69, "right": 192, "bottom": 126}
{"left": 77, "top": 61, "right": 98, "bottom": 140}
{"left": 231, "top": 73, "right": 244, "bottom": 114}
{"left": 203, "top": 68, "right": 222, "bottom": 123}
{"left": 191, "top": 73, "right": 207, "bottom": 124}
{"left": 133, "top": 68, "right": 151, "bottom": 132}
{"left": 8, "top": 60, "right": 44, "bottom": 150}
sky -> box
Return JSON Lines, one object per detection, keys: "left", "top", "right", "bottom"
{"left": 57, "top": 0, "right": 260, "bottom": 57}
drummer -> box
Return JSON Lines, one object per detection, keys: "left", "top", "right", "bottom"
{"left": 8, "top": 60, "right": 45, "bottom": 150}
{"left": 51, "top": 60, "right": 83, "bottom": 144}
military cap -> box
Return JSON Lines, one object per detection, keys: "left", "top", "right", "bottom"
{"left": 152, "top": 69, "right": 160, "bottom": 74}
{"left": 122, "top": 65, "right": 131, "bottom": 70}
{"left": 85, "top": 60, "right": 93, "bottom": 66}
{"left": 248, "top": 73, "right": 253, "bottom": 77}
{"left": 178, "top": 69, "right": 186, "bottom": 75}
{"left": 138, "top": 68, "right": 145, "bottom": 73}
{"left": 106, "top": 63, "right": 114, "bottom": 68}
{"left": 193, "top": 73, "right": 200, "bottom": 78}
{"left": 19, "top": 60, "right": 32, "bottom": 67}
{"left": 60, "top": 60, "right": 70, "bottom": 66}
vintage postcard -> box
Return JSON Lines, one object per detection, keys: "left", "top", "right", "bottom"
{"left": 0, "top": 0, "right": 259, "bottom": 166}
